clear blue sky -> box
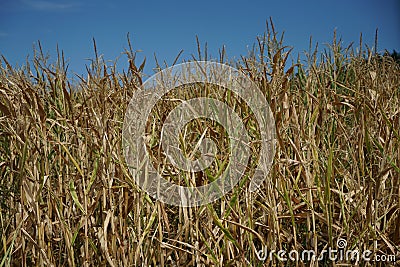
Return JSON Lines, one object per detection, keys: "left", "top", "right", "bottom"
{"left": 1, "top": 0, "right": 399, "bottom": 77}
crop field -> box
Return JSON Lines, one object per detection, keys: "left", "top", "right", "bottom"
{"left": 1, "top": 25, "right": 399, "bottom": 266}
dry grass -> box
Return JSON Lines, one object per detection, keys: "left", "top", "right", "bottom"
{"left": 1, "top": 23, "right": 400, "bottom": 266}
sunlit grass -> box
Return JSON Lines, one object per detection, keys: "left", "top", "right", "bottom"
{"left": 1, "top": 22, "right": 399, "bottom": 266}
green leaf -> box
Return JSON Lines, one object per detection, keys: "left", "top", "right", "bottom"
{"left": 69, "top": 180, "right": 86, "bottom": 215}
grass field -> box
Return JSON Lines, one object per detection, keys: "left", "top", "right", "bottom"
{"left": 1, "top": 24, "right": 400, "bottom": 266}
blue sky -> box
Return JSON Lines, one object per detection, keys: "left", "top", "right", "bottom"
{"left": 0, "top": 0, "right": 399, "bottom": 77}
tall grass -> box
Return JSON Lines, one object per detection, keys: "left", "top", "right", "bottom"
{"left": 1, "top": 23, "right": 399, "bottom": 266}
